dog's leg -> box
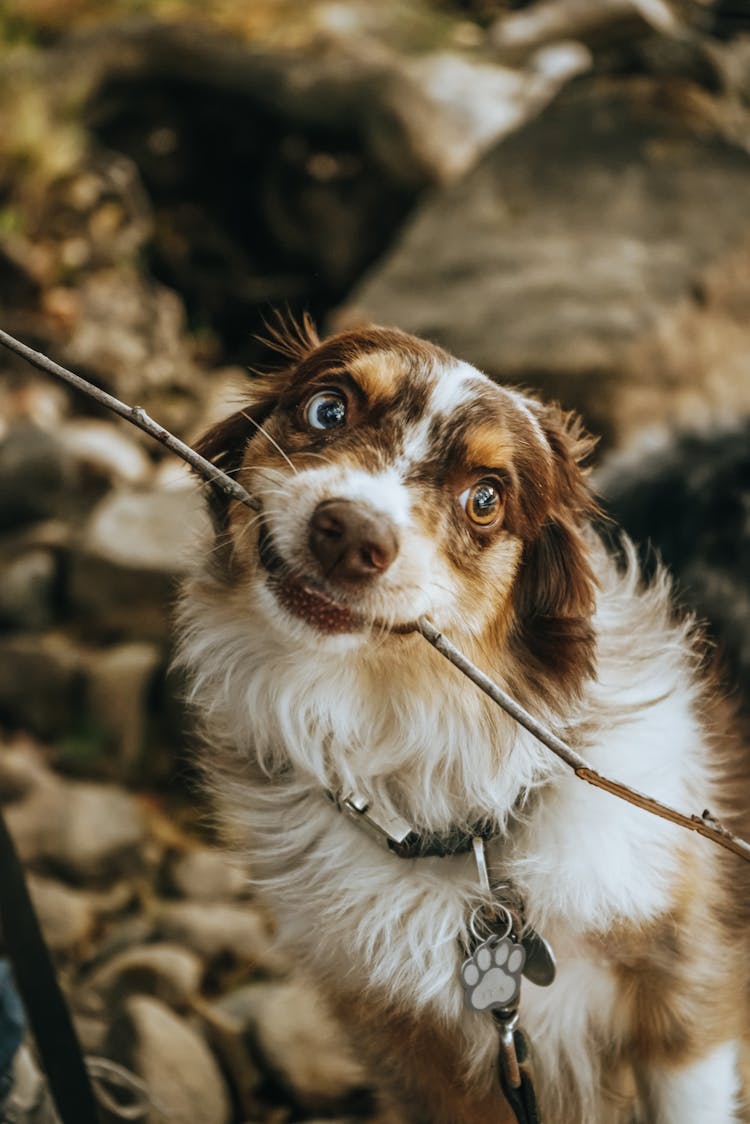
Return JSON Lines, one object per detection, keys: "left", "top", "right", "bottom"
{"left": 636, "top": 1040, "right": 743, "bottom": 1123}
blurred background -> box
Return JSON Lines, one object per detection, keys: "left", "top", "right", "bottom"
{"left": 0, "top": 0, "right": 749, "bottom": 1121}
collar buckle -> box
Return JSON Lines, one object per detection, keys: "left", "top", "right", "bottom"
{"left": 338, "top": 791, "right": 415, "bottom": 854}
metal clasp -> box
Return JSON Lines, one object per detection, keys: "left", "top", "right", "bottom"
{"left": 339, "top": 791, "right": 415, "bottom": 852}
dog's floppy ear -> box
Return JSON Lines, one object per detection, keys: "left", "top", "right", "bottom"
{"left": 512, "top": 403, "right": 599, "bottom": 693}
{"left": 195, "top": 397, "right": 277, "bottom": 533}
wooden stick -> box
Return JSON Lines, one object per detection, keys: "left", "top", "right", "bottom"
{"left": 417, "top": 619, "right": 750, "bottom": 862}
{"left": 2, "top": 326, "right": 749, "bottom": 862}
{"left": 0, "top": 329, "right": 259, "bottom": 512}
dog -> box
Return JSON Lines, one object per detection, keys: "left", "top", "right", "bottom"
{"left": 176, "top": 319, "right": 750, "bottom": 1123}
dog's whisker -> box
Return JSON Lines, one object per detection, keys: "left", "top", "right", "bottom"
{"left": 240, "top": 411, "right": 298, "bottom": 475}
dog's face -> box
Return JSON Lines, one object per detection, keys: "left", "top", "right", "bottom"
{"left": 198, "top": 323, "right": 597, "bottom": 694}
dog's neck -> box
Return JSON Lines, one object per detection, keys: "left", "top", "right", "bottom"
{"left": 180, "top": 576, "right": 572, "bottom": 837}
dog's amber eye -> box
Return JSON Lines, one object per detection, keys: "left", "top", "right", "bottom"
{"left": 460, "top": 480, "right": 503, "bottom": 527}
{"left": 306, "top": 391, "right": 347, "bottom": 431}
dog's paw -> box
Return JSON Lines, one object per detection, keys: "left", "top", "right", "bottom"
{"left": 461, "top": 937, "right": 526, "bottom": 1012}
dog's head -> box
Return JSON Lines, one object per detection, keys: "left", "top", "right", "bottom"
{"left": 196, "top": 320, "right": 598, "bottom": 697}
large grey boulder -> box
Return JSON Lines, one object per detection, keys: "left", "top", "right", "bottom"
{"left": 335, "top": 76, "right": 750, "bottom": 446}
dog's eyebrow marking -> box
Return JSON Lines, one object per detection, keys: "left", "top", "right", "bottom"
{"left": 348, "top": 350, "right": 402, "bottom": 403}
{"left": 461, "top": 421, "right": 515, "bottom": 473}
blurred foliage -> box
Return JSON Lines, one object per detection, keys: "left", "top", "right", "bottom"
{"left": 0, "top": 0, "right": 466, "bottom": 51}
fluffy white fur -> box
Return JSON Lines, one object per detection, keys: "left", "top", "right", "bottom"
{"left": 176, "top": 342, "right": 743, "bottom": 1124}
{"left": 177, "top": 540, "right": 737, "bottom": 1123}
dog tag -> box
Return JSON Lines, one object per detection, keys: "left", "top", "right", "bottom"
{"left": 521, "top": 927, "right": 556, "bottom": 988}
{"left": 460, "top": 935, "right": 526, "bottom": 1013}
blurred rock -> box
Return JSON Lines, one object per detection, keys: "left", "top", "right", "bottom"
{"left": 597, "top": 420, "right": 750, "bottom": 704}
{"left": 83, "top": 642, "right": 163, "bottom": 774}
{"left": 0, "top": 377, "right": 70, "bottom": 439}
{"left": 59, "top": 266, "right": 203, "bottom": 433}
{"left": 714, "top": 31, "right": 750, "bottom": 102}
{"left": 336, "top": 76, "right": 750, "bottom": 447}
{"left": 0, "top": 632, "right": 85, "bottom": 737}
{"left": 27, "top": 872, "right": 97, "bottom": 954}
{"left": 0, "top": 423, "right": 79, "bottom": 530}
{"left": 105, "top": 996, "right": 231, "bottom": 1124}
{"left": 197, "top": 1000, "right": 264, "bottom": 1119}
{"left": 0, "top": 739, "right": 53, "bottom": 802}
{"left": 5, "top": 774, "right": 146, "bottom": 882}
{"left": 74, "top": 1013, "right": 108, "bottom": 1055}
{"left": 371, "top": 43, "right": 591, "bottom": 187}
{"left": 489, "top": 0, "right": 677, "bottom": 61}
{"left": 69, "top": 484, "right": 210, "bottom": 640}
{"left": 39, "top": 150, "right": 154, "bottom": 273}
{"left": 0, "top": 16, "right": 592, "bottom": 356}
{"left": 92, "top": 914, "right": 159, "bottom": 966}
{"left": 82, "top": 943, "right": 203, "bottom": 1011}
{"left": 152, "top": 900, "right": 280, "bottom": 971}
{"left": 77, "top": 18, "right": 587, "bottom": 189}
{"left": 58, "top": 418, "right": 154, "bottom": 489}
{"left": 214, "top": 979, "right": 374, "bottom": 1116}
{"left": 0, "top": 548, "right": 59, "bottom": 631}
{"left": 164, "top": 847, "right": 249, "bottom": 902}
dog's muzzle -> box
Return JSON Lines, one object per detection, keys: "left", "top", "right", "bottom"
{"left": 308, "top": 499, "right": 399, "bottom": 585}
{"left": 257, "top": 516, "right": 371, "bottom": 635}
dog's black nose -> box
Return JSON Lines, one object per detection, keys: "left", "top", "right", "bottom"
{"left": 308, "top": 499, "right": 399, "bottom": 583}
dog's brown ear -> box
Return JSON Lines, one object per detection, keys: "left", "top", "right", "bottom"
{"left": 512, "top": 403, "right": 598, "bottom": 694}
{"left": 194, "top": 395, "right": 277, "bottom": 532}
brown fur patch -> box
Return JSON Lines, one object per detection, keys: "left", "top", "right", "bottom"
{"left": 456, "top": 422, "right": 518, "bottom": 480}
{"left": 507, "top": 402, "right": 600, "bottom": 699}
{"left": 348, "top": 350, "right": 406, "bottom": 406}
{"left": 329, "top": 986, "right": 515, "bottom": 1124}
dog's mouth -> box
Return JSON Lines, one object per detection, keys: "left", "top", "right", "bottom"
{"left": 258, "top": 523, "right": 367, "bottom": 635}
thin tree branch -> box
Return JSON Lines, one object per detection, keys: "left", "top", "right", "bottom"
{"left": 2, "top": 327, "right": 749, "bottom": 862}
{"left": 417, "top": 618, "right": 750, "bottom": 862}
{"left": 0, "top": 329, "right": 259, "bottom": 512}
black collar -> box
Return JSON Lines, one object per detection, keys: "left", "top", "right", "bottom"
{"left": 328, "top": 790, "right": 497, "bottom": 858}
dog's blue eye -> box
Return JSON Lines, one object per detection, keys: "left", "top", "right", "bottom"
{"left": 306, "top": 392, "right": 347, "bottom": 431}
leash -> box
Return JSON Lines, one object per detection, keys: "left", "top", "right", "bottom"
{"left": 0, "top": 807, "right": 102, "bottom": 1124}
{"left": 497, "top": 1025, "right": 541, "bottom": 1124}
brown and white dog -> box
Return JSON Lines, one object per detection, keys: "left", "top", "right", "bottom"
{"left": 176, "top": 320, "right": 750, "bottom": 1123}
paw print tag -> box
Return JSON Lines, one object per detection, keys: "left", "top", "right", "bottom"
{"left": 461, "top": 935, "right": 526, "bottom": 1013}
